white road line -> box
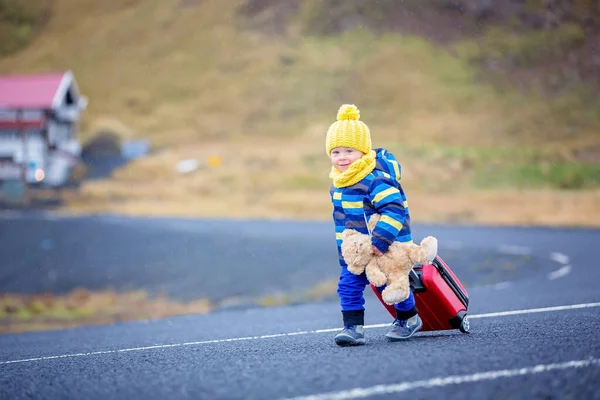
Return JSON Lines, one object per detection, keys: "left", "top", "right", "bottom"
{"left": 282, "top": 358, "right": 600, "bottom": 400}
{"left": 550, "top": 252, "right": 570, "bottom": 265}
{"left": 467, "top": 302, "right": 600, "bottom": 319}
{"left": 548, "top": 265, "right": 572, "bottom": 280}
{"left": 497, "top": 245, "right": 531, "bottom": 256}
{"left": 1, "top": 302, "right": 600, "bottom": 366}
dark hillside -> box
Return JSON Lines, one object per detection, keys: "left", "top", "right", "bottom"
{"left": 241, "top": 0, "right": 600, "bottom": 96}
{"left": 0, "top": 0, "right": 53, "bottom": 57}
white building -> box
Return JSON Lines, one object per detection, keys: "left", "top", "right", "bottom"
{"left": 0, "top": 70, "right": 87, "bottom": 188}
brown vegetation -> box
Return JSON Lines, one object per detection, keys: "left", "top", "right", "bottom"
{"left": 0, "top": 289, "right": 212, "bottom": 334}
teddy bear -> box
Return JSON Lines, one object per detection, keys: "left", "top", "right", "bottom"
{"left": 340, "top": 214, "right": 438, "bottom": 305}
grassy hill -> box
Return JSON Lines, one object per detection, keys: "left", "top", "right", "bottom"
{"left": 1, "top": 0, "right": 599, "bottom": 226}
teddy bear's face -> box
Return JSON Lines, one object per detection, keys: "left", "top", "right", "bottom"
{"left": 340, "top": 230, "right": 373, "bottom": 269}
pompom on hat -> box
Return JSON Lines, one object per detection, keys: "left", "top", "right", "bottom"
{"left": 325, "top": 104, "right": 372, "bottom": 155}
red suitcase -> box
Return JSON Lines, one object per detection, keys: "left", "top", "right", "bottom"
{"left": 370, "top": 255, "right": 470, "bottom": 333}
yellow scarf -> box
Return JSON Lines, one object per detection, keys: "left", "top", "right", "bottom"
{"left": 329, "top": 150, "right": 376, "bottom": 188}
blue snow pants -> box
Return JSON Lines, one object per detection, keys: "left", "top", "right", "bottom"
{"left": 338, "top": 265, "right": 415, "bottom": 312}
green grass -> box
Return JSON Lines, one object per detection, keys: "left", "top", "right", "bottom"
{"left": 398, "top": 145, "right": 600, "bottom": 190}
{"left": 479, "top": 163, "right": 600, "bottom": 190}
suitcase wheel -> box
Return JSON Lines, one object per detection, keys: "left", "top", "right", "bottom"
{"left": 459, "top": 315, "right": 470, "bottom": 334}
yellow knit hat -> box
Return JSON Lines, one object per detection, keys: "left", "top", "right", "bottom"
{"left": 325, "top": 104, "right": 372, "bottom": 155}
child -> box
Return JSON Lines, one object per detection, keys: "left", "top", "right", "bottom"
{"left": 326, "top": 103, "right": 422, "bottom": 346}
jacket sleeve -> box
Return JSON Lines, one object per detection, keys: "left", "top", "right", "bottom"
{"left": 366, "top": 176, "right": 408, "bottom": 253}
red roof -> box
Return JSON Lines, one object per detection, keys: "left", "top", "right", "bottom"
{"left": 0, "top": 72, "right": 67, "bottom": 109}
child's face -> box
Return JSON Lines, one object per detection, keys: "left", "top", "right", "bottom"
{"left": 330, "top": 146, "right": 364, "bottom": 172}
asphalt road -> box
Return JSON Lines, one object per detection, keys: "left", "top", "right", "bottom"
{"left": 1, "top": 212, "right": 599, "bottom": 399}
{"left": 0, "top": 213, "right": 566, "bottom": 303}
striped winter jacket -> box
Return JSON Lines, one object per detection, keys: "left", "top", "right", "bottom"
{"left": 330, "top": 148, "right": 412, "bottom": 268}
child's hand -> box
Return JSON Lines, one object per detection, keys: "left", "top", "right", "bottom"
{"left": 372, "top": 245, "right": 383, "bottom": 257}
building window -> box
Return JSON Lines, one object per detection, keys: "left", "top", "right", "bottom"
{"left": 65, "top": 87, "right": 75, "bottom": 105}
{"left": 0, "top": 129, "right": 19, "bottom": 140}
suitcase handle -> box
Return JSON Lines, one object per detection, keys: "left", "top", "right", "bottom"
{"left": 409, "top": 268, "right": 425, "bottom": 292}
{"left": 431, "top": 257, "right": 469, "bottom": 308}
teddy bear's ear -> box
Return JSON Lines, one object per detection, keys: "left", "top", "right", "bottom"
{"left": 341, "top": 229, "right": 359, "bottom": 240}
